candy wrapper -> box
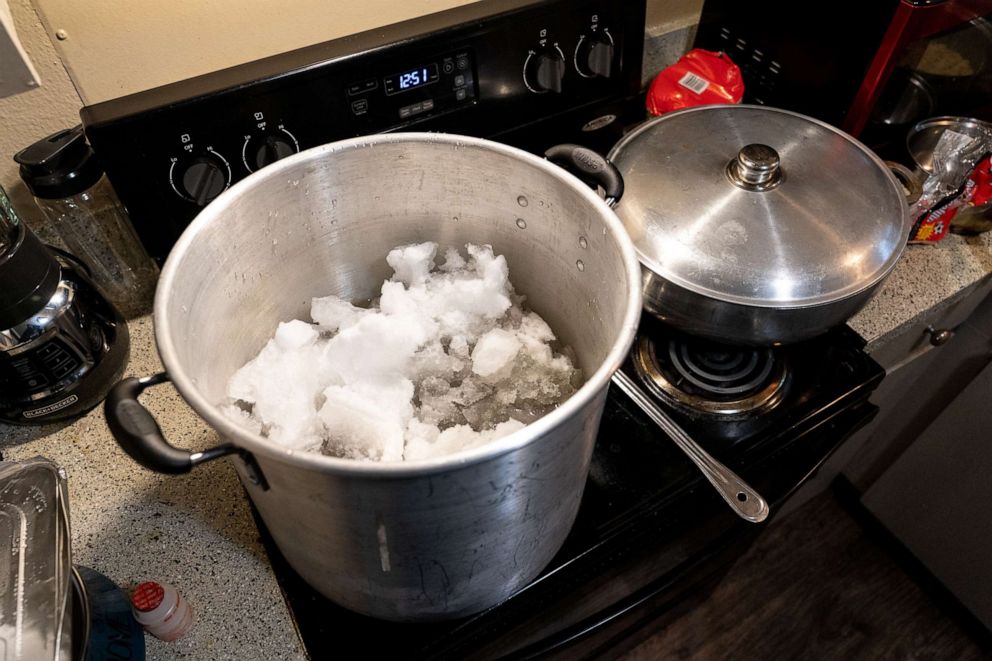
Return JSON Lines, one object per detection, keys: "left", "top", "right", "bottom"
{"left": 909, "top": 127, "right": 992, "bottom": 243}
{"left": 646, "top": 49, "right": 744, "bottom": 116}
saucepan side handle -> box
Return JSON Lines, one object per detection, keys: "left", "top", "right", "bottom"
{"left": 545, "top": 144, "right": 624, "bottom": 208}
{"left": 104, "top": 373, "right": 266, "bottom": 488}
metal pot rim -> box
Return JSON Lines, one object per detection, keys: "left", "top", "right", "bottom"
{"left": 154, "top": 132, "right": 643, "bottom": 477}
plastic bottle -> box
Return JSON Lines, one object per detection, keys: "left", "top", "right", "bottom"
{"left": 14, "top": 125, "right": 159, "bottom": 318}
{"left": 130, "top": 581, "right": 194, "bottom": 642}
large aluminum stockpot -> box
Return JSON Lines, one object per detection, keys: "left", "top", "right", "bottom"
{"left": 604, "top": 105, "right": 912, "bottom": 346}
{"left": 105, "top": 133, "right": 642, "bottom": 621}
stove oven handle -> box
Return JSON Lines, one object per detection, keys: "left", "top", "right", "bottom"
{"left": 545, "top": 144, "right": 624, "bottom": 208}
{"left": 104, "top": 373, "right": 268, "bottom": 489}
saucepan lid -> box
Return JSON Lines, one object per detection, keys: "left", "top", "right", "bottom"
{"left": 607, "top": 105, "right": 911, "bottom": 308}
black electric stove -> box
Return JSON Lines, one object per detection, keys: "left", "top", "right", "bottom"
{"left": 79, "top": 0, "right": 886, "bottom": 656}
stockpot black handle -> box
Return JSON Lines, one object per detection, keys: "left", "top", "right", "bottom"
{"left": 104, "top": 373, "right": 264, "bottom": 484}
{"left": 545, "top": 144, "right": 624, "bottom": 207}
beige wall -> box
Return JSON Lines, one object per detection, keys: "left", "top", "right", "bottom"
{"left": 33, "top": 0, "right": 702, "bottom": 106}
{"left": 0, "top": 0, "right": 81, "bottom": 235}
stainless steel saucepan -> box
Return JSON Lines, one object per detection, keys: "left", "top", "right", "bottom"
{"left": 104, "top": 133, "right": 644, "bottom": 622}
{"left": 549, "top": 104, "right": 913, "bottom": 346}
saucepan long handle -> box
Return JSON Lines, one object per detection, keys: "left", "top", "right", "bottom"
{"left": 104, "top": 373, "right": 267, "bottom": 488}
{"left": 611, "top": 370, "right": 770, "bottom": 523}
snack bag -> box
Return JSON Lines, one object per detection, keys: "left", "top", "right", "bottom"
{"left": 646, "top": 49, "right": 744, "bottom": 116}
{"left": 910, "top": 155, "right": 992, "bottom": 243}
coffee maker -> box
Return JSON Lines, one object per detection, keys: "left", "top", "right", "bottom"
{"left": 0, "top": 188, "right": 128, "bottom": 424}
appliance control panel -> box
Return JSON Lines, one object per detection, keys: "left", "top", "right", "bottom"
{"left": 80, "top": 0, "right": 645, "bottom": 261}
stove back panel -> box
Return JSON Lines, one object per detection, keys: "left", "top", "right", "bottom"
{"left": 80, "top": 0, "right": 646, "bottom": 261}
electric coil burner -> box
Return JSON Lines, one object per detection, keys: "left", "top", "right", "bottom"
{"left": 79, "top": 0, "right": 889, "bottom": 657}
{"left": 633, "top": 331, "right": 787, "bottom": 416}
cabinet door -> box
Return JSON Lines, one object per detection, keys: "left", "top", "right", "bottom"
{"left": 862, "top": 357, "right": 992, "bottom": 630}
{"left": 841, "top": 280, "right": 992, "bottom": 492}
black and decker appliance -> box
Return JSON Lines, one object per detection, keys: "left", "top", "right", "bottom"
{"left": 0, "top": 188, "right": 129, "bottom": 424}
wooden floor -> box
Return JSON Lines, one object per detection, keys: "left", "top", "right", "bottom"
{"left": 619, "top": 491, "right": 988, "bottom": 661}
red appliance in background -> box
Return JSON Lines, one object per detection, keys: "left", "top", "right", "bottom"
{"left": 694, "top": 0, "right": 992, "bottom": 159}
{"left": 845, "top": 0, "right": 992, "bottom": 137}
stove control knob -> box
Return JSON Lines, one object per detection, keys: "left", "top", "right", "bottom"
{"left": 524, "top": 48, "right": 565, "bottom": 94}
{"left": 176, "top": 155, "right": 229, "bottom": 206}
{"left": 249, "top": 134, "right": 297, "bottom": 171}
{"left": 575, "top": 32, "right": 615, "bottom": 78}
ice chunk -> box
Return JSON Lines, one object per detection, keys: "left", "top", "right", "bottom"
{"left": 223, "top": 240, "right": 583, "bottom": 463}
{"left": 311, "top": 296, "right": 370, "bottom": 332}
{"left": 409, "top": 340, "right": 466, "bottom": 381}
{"left": 440, "top": 247, "right": 467, "bottom": 272}
{"left": 274, "top": 319, "right": 318, "bottom": 350}
{"left": 519, "top": 312, "right": 555, "bottom": 343}
{"left": 319, "top": 377, "right": 414, "bottom": 462}
{"left": 404, "top": 419, "right": 441, "bottom": 457}
{"left": 322, "top": 312, "right": 430, "bottom": 381}
{"left": 449, "top": 335, "right": 470, "bottom": 359}
{"left": 220, "top": 403, "right": 263, "bottom": 436}
{"left": 387, "top": 242, "right": 437, "bottom": 287}
{"left": 472, "top": 329, "right": 522, "bottom": 377}
{"left": 226, "top": 334, "right": 325, "bottom": 450}
{"left": 450, "top": 377, "right": 493, "bottom": 406}
{"left": 405, "top": 418, "right": 526, "bottom": 461}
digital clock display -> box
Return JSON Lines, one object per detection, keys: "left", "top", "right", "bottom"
{"left": 384, "top": 63, "right": 440, "bottom": 95}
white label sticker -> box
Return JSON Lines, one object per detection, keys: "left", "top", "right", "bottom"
{"left": 678, "top": 71, "right": 710, "bottom": 95}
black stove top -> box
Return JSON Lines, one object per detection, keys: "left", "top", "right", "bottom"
{"left": 253, "top": 321, "right": 884, "bottom": 659}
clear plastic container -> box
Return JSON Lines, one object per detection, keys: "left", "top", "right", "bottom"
{"left": 15, "top": 126, "right": 159, "bottom": 318}
{"left": 0, "top": 458, "right": 73, "bottom": 661}
{"left": 33, "top": 175, "right": 159, "bottom": 317}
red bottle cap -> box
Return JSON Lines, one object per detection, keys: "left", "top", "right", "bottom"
{"left": 131, "top": 581, "right": 166, "bottom": 612}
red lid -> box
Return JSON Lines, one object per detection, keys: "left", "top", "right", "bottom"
{"left": 132, "top": 581, "right": 165, "bottom": 612}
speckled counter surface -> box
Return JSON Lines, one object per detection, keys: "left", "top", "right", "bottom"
{"left": 0, "top": 232, "right": 989, "bottom": 660}
{"left": 849, "top": 232, "right": 992, "bottom": 349}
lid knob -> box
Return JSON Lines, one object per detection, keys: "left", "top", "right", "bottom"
{"left": 727, "top": 143, "right": 782, "bottom": 191}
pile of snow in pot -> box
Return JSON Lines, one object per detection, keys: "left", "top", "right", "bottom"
{"left": 222, "top": 242, "right": 583, "bottom": 462}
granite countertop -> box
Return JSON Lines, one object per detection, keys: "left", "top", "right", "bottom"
{"left": 1, "top": 231, "right": 989, "bottom": 660}
{"left": 849, "top": 232, "right": 992, "bottom": 348}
